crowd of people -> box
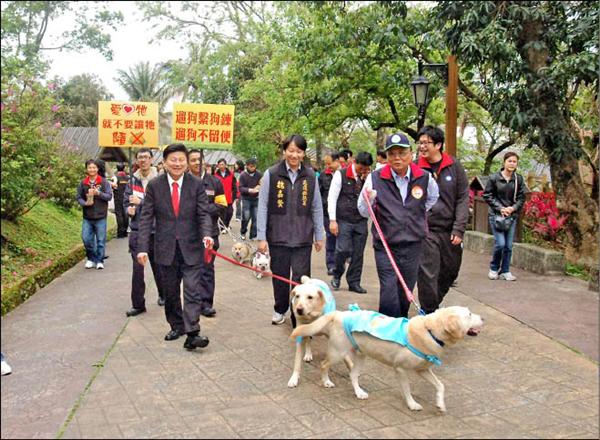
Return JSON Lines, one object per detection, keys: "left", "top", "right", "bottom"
{"left": 66, "top": 125, "right": 525, "bottom": 352}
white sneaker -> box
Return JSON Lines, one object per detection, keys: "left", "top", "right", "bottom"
{"left": 85, "top": 260, "right": 95, "bottom": 269}
{"left": 488, "top": 269, "right": 499, "bottom": 280}
{"left": 96, "top": 262, "right": 104, "bottom": 270}
{"left": 499, "top": 272, "right": 517, "bottom": 281}
{"left": 1, "top": 360, "right": 12, "bottom": 376}
{"left": 272, "top": 312, "right": 285, "bottom": 325}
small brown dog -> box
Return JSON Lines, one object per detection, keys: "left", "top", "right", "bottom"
{"left": 231, "top": 242, "right": 252, "bottom": 264}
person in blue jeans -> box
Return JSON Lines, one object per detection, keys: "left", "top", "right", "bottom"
{"left": 76, "top": 159, "right": 113, "bottom": 270}
{"left": 483, "top": 152, "right": 526, "bottom": 281}
{"left": 239, "top": 158, "right": 262, "bottom": 240}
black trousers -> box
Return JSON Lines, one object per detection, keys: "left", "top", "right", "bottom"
{"left": 158, "top": 242, "right": 204, "bottom": 335}
{"left": 198, "top": 236, "right": 219, "bottom": 310}
{"left": 324, "top": 214, "right": 337, "bottom": 270}
{"left": 333, "top": 219, "right": 368, "bottom": 286}
{"left": 114, "top": 196, "right": 129, "bottom": 237}
{"left": 375, "top": 241, "right": 423, "bottom": 318}
{"left": 270, "top": 245, "right": 312, "bottom": 315}
{"left": 417, "top": 230, "right": 463, "bottom": 314}
{"left": 224, "top": 204, "right": 234, "bottom": 227}
{"left": 129, "top": 231, "right": 164, "bottom": 310}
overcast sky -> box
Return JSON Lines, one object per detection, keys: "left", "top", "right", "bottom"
{"left": 47, "top": 1, "right": 188, "bottom": 100}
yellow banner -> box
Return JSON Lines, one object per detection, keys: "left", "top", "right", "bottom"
{"left": 172, "top": 103, "right": 235, "bottom": 149}
{"left": 98, "top": 101, "right": 159, "bottom": 148}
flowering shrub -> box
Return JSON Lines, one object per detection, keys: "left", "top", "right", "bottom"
{"left": 1, "top": 75, "right": 81, "bottom": 218}
{"left": 523, "top": 192, "right": 568, "bottom": 241}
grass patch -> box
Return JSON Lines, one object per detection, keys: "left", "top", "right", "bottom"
{"left": 1, "top": 200, "right": 116, "bottom": 314}
{"left": 565, "top": 263, "right": 593, "bottom": 282}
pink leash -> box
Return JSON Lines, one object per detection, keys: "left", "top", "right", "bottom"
{"left": 362, "top": 191, "right": 424, "bottom": 315}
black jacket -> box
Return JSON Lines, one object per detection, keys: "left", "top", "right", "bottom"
{"left": 137, "top": 173, "right": 213, "bottom": 266}
{"left": 76, "top": 176, "right": 112, "bottom": 220}
{"left": 417, "top": 154, "right": 470, "bottom": 238}
{"left": 238, "top": 170, "right": 263, "bottom": 199}
{"left": 483, "top": 171, "right": 527, "bottom": 216}
{"left": 318, "top": 168, "right": 334, "bottom": 216}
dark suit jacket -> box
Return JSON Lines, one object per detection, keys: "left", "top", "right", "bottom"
{"left": 138, "top": 173, "right": 213, "bottom": 266}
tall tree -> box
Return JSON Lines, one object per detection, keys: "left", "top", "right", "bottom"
{"left": 58, "top": 73, "right": 113, "bottom": 127}
{"left": 114, "top": 62, "right": 172, "bottom": 111}
{"left": 435, "top": 1, "right": 599, "bottom": 264}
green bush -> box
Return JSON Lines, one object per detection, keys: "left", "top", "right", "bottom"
{"left": 1, "top": 76, "right": 82, "bottom": 216}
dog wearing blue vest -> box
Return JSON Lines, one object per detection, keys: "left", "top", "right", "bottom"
{"left": 290, "top": 305, "right": 483, "bottom": 412}
{"left": 287, "top": 276, "right": 337, "bottom": 388}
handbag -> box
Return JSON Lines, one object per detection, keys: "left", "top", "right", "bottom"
{"left": 494, "top": 174, "right": 518, "bottom": 231}
{"left": 494, "top": 214, "right": 514, "bottom": 231}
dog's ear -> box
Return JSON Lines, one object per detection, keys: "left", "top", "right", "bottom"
{"left": 444, "top": 314, "right": 466, "bottom": 341}
{"left": 300, "top": 275, "right": 311, "bottom": 284}
{"left": 315, "top": 289, "right": 326, "bottom": 309}
{"left": 289, "top": 287, "right": 298, "bottom": 304}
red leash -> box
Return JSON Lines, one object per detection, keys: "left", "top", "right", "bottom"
{"left": 362, "top": 191, "right": 423, "bottom": 313}
{"left": 205, "top": 248, "right": 300, "bottom": 286}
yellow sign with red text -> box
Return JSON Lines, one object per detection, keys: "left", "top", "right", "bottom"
{"left": 98, "top": 101, "right": 159, "bottom": 148}
{"left": 172, "top": 103, "right": 235, "bottom": 149}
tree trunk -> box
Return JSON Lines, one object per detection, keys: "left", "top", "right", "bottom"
{"left": 376, "top": 127, "right": 386, "bottom": 150}
{"left": 315, "top": 133, "right": 323, "bottom": 167}
{"left": 548, "top": 149, "right": 599, "bottom": 265}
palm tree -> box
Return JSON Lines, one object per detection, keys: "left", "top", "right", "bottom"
{"left": 114, "top": 62, "right": 172, "bottom": 112}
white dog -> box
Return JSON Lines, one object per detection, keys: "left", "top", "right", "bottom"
{"left": 290, "top": 306, "right": 484, "bottom": 412}
{"left": 251, "top": 252, "right": 271, "bottom": 279}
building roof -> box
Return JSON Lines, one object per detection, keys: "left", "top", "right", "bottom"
{"left": 56, "top": 127, "right": 128, "bottom": 162}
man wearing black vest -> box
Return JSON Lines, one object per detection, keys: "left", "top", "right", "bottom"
{"left": 328, "top": 151, "right": 373, "bottom": 293}
{"left": 318, "top": 153, "right": 340, "bottom": 275}
{"left": 257, "top": 134, "right": 325, "bottom": 325}
{"left": 416, "top": 126, "right": 469, "bottom": 314}
{"left": 137, "top": 143, "right": 214, "bottom": 350}
{"left": 358, "top": 133, "right": 439, "bottom": 318}
{"left": 188, "top": 149, "right": 228, "bottom": 317}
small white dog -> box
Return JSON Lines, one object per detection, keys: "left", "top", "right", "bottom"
{"left": 252, "top": 252, "right": 271, "bottom": 279}
{"left": 291, "top": 306, "right": 484, "bottom": 412}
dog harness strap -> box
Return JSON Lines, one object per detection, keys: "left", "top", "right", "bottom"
{"left": 405, "top": 344, "right": 442, "bottom": 366}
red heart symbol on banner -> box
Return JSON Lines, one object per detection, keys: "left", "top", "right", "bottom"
{"left": 123, "top": 104, "right": 134, "bottom": 114}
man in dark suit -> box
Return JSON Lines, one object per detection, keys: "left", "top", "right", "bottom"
{"left": 137, "top": 143, "right": 214, "bottom": 350}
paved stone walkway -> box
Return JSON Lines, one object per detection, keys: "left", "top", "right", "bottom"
{"left": 1, "top": 223, "right": 598, "bottom": 439}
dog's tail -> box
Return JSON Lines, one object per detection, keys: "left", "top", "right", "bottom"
{"left": 290, "top": 313, "right": 335, "bottom": 340}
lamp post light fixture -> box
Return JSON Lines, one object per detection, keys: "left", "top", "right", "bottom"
{"left": 411, "top": 55, "right": 449, "bottom": 131}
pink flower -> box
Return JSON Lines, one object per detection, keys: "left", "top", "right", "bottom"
{"left": 7, "top": 89, "right": 14, "bottom": 96}
{"left": 47, "top": 83, "right": 56, "bottom": 91}
{"left": 51, "top": 104, "right": 60, "bottom": 112}
{"left": 12, "top": 271, "right": 17, "bottom": 276}
{"left": 0, "top": 102, "right": 5, "bottom": 111}
{"left": 54, "top": 121, "right": 62, "bottom": 128}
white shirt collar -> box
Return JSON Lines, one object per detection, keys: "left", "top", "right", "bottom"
{"left": 391, "top": 166, "right": 411, "bottom": 181}
{"left": 285, "top": 161, "right": 301, "bottom": 173}
{"left": 167, "top": 173, "right": 184, "bottom": 188}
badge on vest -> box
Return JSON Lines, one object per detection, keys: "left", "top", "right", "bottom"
{"left": 445, "top": 175, "right": 452, "bottom": 182}
{"left": 411, "top": 185, "right": 424, "bottom": 199}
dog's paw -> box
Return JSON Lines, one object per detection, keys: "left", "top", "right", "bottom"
{"left": 355, "top": 389, "right": 369, "bottom": 400}
{"left": 287, "top": 375, "right": 299, "bottom": 388}
{"left": 436, "top": 401, "right": 447, "bottom": 413}
{"left": 323, "top": 379, "right": 336, "bottom": 388}
{"left": 407, "top": 401, "right": 423, "bottom": 411}
{"left": 256, "top": 273, "right": 262, "bottom": 279}
{"left": 303, "top": 353, "right": 313, "bottom": 362}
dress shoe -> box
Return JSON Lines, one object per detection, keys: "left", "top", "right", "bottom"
{"left": 327, "top": 268, "right": 335, "bottom": 276}
{"left": 201, "top": 307, "right": 216, "bottom": 317}
{"left": 125, "top": 307, "right": 146, "bottom": 317}
{"left": 330, "top": 278, "right": 341, "bottom": 290}
{"left": 183, "top": 335, "right": 210, "bottom": 350}
{"left": 164, "top": 329, "right": 181, "bottom": 341}
{"left": 157, "top": 297, "right": 165, "bottom": 306}
{"left": 349, "top": 285, "right": 367, "bottom": 294}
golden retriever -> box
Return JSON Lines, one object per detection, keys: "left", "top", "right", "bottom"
{"left": 290, "top": 306, "right": 483, "bottom": 412}
{"left": 287, "top": 276, "right": 337, "bottom": 388}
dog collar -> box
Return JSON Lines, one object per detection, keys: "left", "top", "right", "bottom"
{"left": 428, "top": 329, "right": 445, "bottom": 347}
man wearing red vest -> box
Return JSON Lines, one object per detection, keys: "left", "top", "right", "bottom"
{"left": 214, "top": 158, "right": 236, "bottom": 229}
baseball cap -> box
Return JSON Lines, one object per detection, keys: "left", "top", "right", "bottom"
{"left": 384, "top": 132, "right": 411, "bottom": 151}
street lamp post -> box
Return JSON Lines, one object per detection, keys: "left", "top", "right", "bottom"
{"left": 410, "top": 55, "right": 448, "bottom": 132}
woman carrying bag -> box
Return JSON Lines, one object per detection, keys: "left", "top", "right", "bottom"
{"left": 483, "top": 152, "right": 527, "bottom": 281}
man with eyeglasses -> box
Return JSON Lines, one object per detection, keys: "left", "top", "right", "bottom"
{"left": 124, "top": 148, "right": 166, "bottom": 318}
{"left": 416, "top": 126, "right": 469, "bottom": 314}
{"left": 358, "top": 133, "right": 438, "bottom": 318}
